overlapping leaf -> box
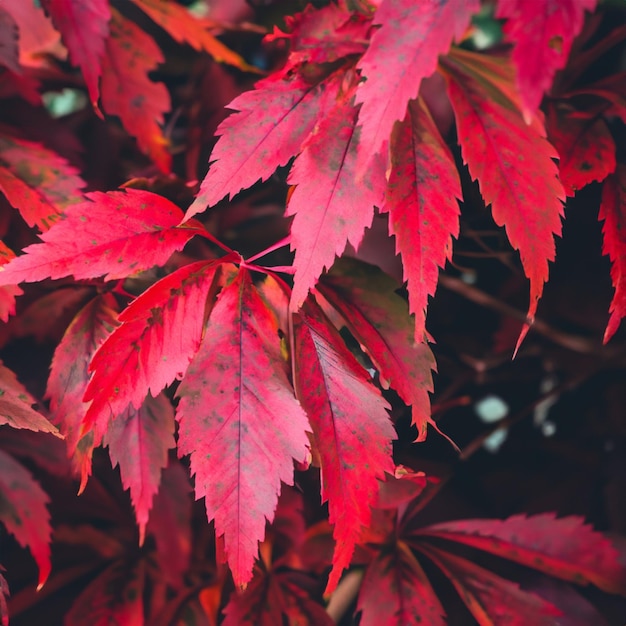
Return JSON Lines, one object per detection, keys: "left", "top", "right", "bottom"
{"left": 441, "top": 48, "right": 565, "bottom": 350}
{"left": 101, "top": 9, "right": 171, "bottom": 172}
{"left": 0, "top": 8, "right": 20, "bottom": 73}
{"left": 0, "top": 449, "right": 51, "bottom": 588}
{"left": 104, "top": 393, "right": 175, "bottom": 544}
{"left": 0, "top": 189, "right": 204, "bottom": 285}
{"left": 354, "top": 0, "right": 479, "bottom": 173}
{"left": 41, "top": 0, "right": 110, "bottom": 109}
{"left": 84, "top": 258, "right": 227, "bottom": 440}
{"left": 497, "top": 0, "right": 598, "bottom": 120}
{"left": 599, "top": 165, "right": 626, "bottom": 342}
{"left": 0, "top": 242, "right": 22, "bottom": 322}
{"left": 293, "top": 298, "right": 395, "bottom": 593}
{"left": 176, "top": 269, "right": 310, "bottom": 588}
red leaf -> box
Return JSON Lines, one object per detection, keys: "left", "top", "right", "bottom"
{"left": 496, "top": 0, "right": 598, "bottom": 120}
{"left": 293, "top": 298, "right": 395, "bottom": 594}
{"left": 0, "top": 130, "right": 85, "bottom": 230}
{"left": 382, "top": 97, "right": 461, "bottom": 340}
{"left": 318, "top": 258, "right": 436, "bottom": 441}
{"left": 104, "top": 393, "right": 175, "bottom": 545}
{"left": 354, "top": 0, "right": 479, "bottom": 173}
{"left": 441, "top": 48, "right": 565, "bottom": 351}
{"left": 0, "top": 242, "right": 22, "bottom": 322}
{"left": 0, "top": 568, "right": 7, "bottom": 626}
{"left": 0, "top": 448, "right": 51, "bottom": 588}
{"left": 547, "top": 104, "right": 616, "bottom": 196}
{"left": 0, "top": 361, "right": 60, "bottom": 437}
{"left": 357, "top": 544, "right": 446, "bottom": 626}
{"left": 417, "top": 544, "right": 563, "bottom": 625}
{"left": 41, "top": 0, "right": 110, "bottom": 109}
{"left": 188, "top": 70, "right": 341, "bottom": 217}
{"left": 101, "top": 9, "right": 171, "bottom": 172}
{"left": 599, "top": 165, "right": 626, "bottom": 343}
{"left": 176, "top": 269, "right": 310, "bottom": 588}
{"left": 287, "top": 79, "right": 386, "bottom": 309}
{"left": 0, "top": 8, "right": 20, "bottom": 74}
{"left": 47, "top": 293, "right": 119, "bottom": 487}
{"left": 0, "top": 189, "right": 204, "bottom": 285}
{"left": 84, "top": 258, "right": 226, "bottom": 440}
{"left": 65, "top": 560, "right": 145, "bottom": 626}
{"left": 416, "top": 513, "right": 626, "bottom": 595}
{"left": 131, "top": 0, "right": 253, "bottom": 72}
{"left": 376, "top": 466, "right": 430, "bottom": 510}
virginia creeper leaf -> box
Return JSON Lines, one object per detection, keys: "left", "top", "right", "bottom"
{"left": 83, "top": 258, "right": 226, "bottom": 440}
{"left": 496, "top": 0, "right": 598, "bottom": 120}
{"left": 354, "top": 0, "right": 479, "bottom": 173}
{"left": 101, "top": 9, "right": 171, "bottom": 172}
{"left": 41, "top": 0, "right": 110, "bottom": 109}
{"left": 104, "top": 393, "right": 175, "bottom": 545}
{"left": 0, "top": 448, "right": 51, "bottom": 588}
{"left": 287, "top": 79, "right": 386, "bottom": 309}
{"left": 357, "top": 544, "right": 446, "bottom": 626}
{"left": 0, "top": 361, "right": 60, "bottom": 436}
{"left": 382, "top": 96, "right": 461, "bottom": 340}
{"left": 176, "top": 269, "right": 310, "bottom": 588}
{"left": 47, "top": 293, "right": 118, "bottom": 487}
{"left": 188, "top": 70, "right": 342, "bottom": 218}
{"left": 547, "top": 105, "right": 616, "bottom": 196}
{"left": 293, "top": 298, "right": 395, "bottom": 594}
{"left": 599, "top": 164, "right": 626, "bottom": 343}
{"left": 441, "top": 48, "right": 565, "bottom": 350}
{"left": 0, "top": 189, "right": 205, "bottom": 285}
{"left": 318, "top": 258, "right": 436, "bottom": 441}
{"left": 417, "top": 544, "right": 563, "bottom": 625}
{"left": 0, "top": 241, "right": 22, "bottom": 322}
{"left": 415, "top": 513, "right": 626, "bottom": 595}
{"left": 0, "top": 130, "right": 85, "bottom": 230}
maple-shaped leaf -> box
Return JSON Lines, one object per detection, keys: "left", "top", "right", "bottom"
{"left": 0, "top": 361, "right": 60, "bottom": 436}
{"left": 176, "top": 269, "right": 310, "bottom": 588}
{"left": 101, "top": 9, "right": 171, "bottom": 173}
{"left": 47, "top": 293, "right": 119, "bottom": 487}
{"left": 382, "top": 95, "right": 461, "bottom": 340}
{"left": 0, "top": 189, "right": 205, "bottom": 285}
{"left": 0, "top": 448, "right": 51, "bottom": 588}
{"left": 84, "top": 257, "right": 227, "bottom": 440}
{"left": 0, "top": 241, "right": 22, "bottom": 322}
{"left": 288, "top": 78, "right": 386, "bottom": 309}
{"left": 441, "top": 48, "right": 565, "bottom": 351}
{"left": 131, "top": 0, "right": 253, "bottom": 72}
{"left": 0, "top": 8, "right": 20, "bottom": 74}
{"left": 0, "top": 129, "right": 85, "bottom": 230}
{"left": 417, "top": 544, "right": 563, "bottom": 625}
{"left": 415, "top": 513, "right": 626, "bottom": 595}
{"left": 41, "top": 0, "right": 110, "bottom": 109}
{"left": 187, "top": 70, "right": 342, "bottom": 218}
{"left": 0, "top": 567, "right": 7, "bottom": 626}
{"left": 104, "top": 393, "right": 175, "bottom": 545}
{"left": 354, "top": 0, "right": 479, "bottom": 173}
{"left": 547, "top": 104, "right": 616, "bottom": 196}
{"left": 293, "top": 298, "right": 395, "bottom": 594}
{"left": 599, "top": 164, "right": 626, "bottom": 343}
{"left": 496, "top": 0, "right": 598, "bottom": 121}
{"left": 65, "top": 559, "right": 145, "bottom": 626}
{"left": 357, "top": 544, "right": 446, "bottom": 626}
{"left": 318, "top": 258, "right": 436, "bottom": 441}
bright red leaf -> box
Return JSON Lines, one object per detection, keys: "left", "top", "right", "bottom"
{"left": 0, "top": 8, "right": 20, "bottom": 74}
{"left": 382, "top": 96, "right": 461, "bottom": 341}
{"left": 0, "top": 448, "right": 51, "bottom": 588}
{"left": 84, "top": 258, "right": 227, "bottom": 440}
{"left": 176, "top": 269, "right": 310, "bottom": 588}
{"left": 0, "top": 189, "right": 204, "bottom": 285}
{"left": 101, "top": 9, "right": 171, "bottom": 172}
{"left": 104, "top": 393, "right": 175, "bottom": 545}
{"left": 496, "top": 0, "right": 598, "bottom": 121}
{"left": 599, "top": 164, "right": 626, "bottom": 343}
{"left": 293, "top": 298, "right": 395, "bottom": 594}
{"left": 415, "top": 513, "right": 626, "bottom": 595}
{"left": 0, "top": 129, "right": 85, "bottom": 230}
{"left": 441, "top": 48, "right": 565, "bottom": 351}
{"left": 354, "top": 0, "right": 479, "bottom": 173}
{"left": 41, "top": 0, "right": 110, "bottom": 109}
{"left": 0, "top": 241, "right": 22, "bottom": 322}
